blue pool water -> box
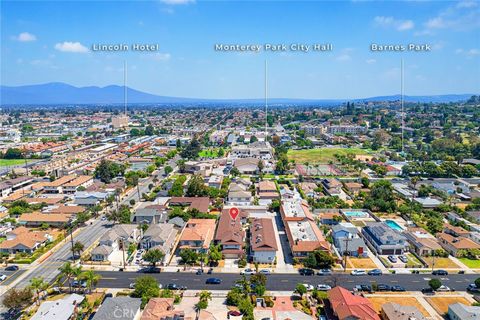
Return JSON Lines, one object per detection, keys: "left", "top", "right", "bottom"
{"left": 385, "top": 219, "right": 403, "bottom": 231}
{"left": 343, "top": 210, "right": 369, "bottom": 218}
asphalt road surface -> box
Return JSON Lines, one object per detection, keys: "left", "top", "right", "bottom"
{"left": 96, "top": 271, "right": 477, "bottom": 292}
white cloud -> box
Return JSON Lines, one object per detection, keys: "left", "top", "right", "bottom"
{"left": 374, "top": 16, "right": 414, "bottom": 31}
{"left": 418, "top": 1, "right": 480, "bottom": 35}
{"left": 454, "top": 48, "right": 480, "bottom": 58}
{"left": 160, "top": 0, "right": 194, "bottom": 4}
{"left": 54, "top": 41, "right": 88, "bottom": 53}
{"left": 466, "top": 49, "right": 480, "bottom": 56}
{"left": 336, "top": 54, "right": 351, "bottom": 62}
{"left": 425, "top": 17, "right": 446, "bottom": 29}
{"left": 457, "top": 0, "right": 477, "bottom": 8}
{"left": 14, "top": 32, "right": 36, "bottom": 42}
{"left": 366, "top": 59, "right": 376, "bottom": 64}
{"left": 151, "top": 52, "right": 171, "bottom": 61}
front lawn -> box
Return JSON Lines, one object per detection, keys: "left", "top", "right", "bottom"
{"left": 459, "top": 258, "right": 480, "bottom": 268}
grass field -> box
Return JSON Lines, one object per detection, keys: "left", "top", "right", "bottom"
{"left": 347, "top": 257, "right": 377, "bottom": 269}
{"left": 423, "top": 257, "right": 460, "bottom": 269}
{"left": 426, "top": 296, "right": 471, "bottom": 314}
{"left": 368, "top": 296, "right": 430, "bottom": 317}
{"left": 287, "top": 148, "right": 368, "bottom": 164}
{"left": 459, "top": 258, "right": 480, "bottom": 268}
{"left": 0, "top": 159, "right": 30, "bottom": 167}
{"left": 198, "top": 149, "right": 220, "bottom": 158}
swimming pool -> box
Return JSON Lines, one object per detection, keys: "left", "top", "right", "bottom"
{"left": 385, "top": 219, "right": 403, "bottom": 231}
{"left": 343, "top": 210, "right": 369, "bottom": 218}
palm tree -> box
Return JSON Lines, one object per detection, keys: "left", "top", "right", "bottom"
{"left": 58, "top": 262, "right": 74, "bottom": 293}
{"left": 199, "top": 290, "right": 212, "bottom": 302}
{"left": 30, "top": 277, "right": 48, "bottom": 305}
{"left": 72, "top": 265, "right": 83, "bottom": 291}
{"left": 80, "top": 270, "right": 101, "bottom": 293}
{"left": 198, "top": 252, "right": 208, "bottom": 272}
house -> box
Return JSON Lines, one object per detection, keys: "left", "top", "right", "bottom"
{"left": 413, "top": 197, "right": 443, "bottom": 208}
{"left": 178, "top": 219, "right": 216, "bottom": 253}
{"left": 128, "top": 157, "right": 153, "bottom": 172}
{"left": 298, "top": 182, "right": 318, "bottom": 198}
{"left": 280, "top": 199, "right": 314, "bottom": 221}
{"left": 132, "top": 204, "right": 168, "bottom": 224}
{"left": 0, "top": 176, "right": 33, "bottom": 197}
{"left": 284, "top": 219, "right": 330, "bottom": 257}
{"left": 381, "top": 302, "right": 426, "bottom": 320}
{"left": 444, "top": 223, "right": 470, "bottom": 237}
{"left": 227, "top": 190, "right": 252, "bottom": 206}
{"left": 208, "top": 175, "right": 223, "bottom": 189}
{"left": 230, "top": 141, "right": 273, "bottom": 160}
{"left": 92, "top": 297, "right": 141, "bottom": 320}
{"left": 43, "top": 175, "right": 77, "bottom": 194}
{"left": 184, "top": 161, "right": 213, "bottom": 177}
{"left": 317, "top": 211, "right": 341, "bottom": 225}
{"left": 328, "top": 286, "right": 380, "bottom": 320}
{"left": 233, "top": 158, "right": 258, "bottom": 174}
{"left": 214, "top": 211, "right": 245, "bottom": 258}
{"left": 362, "top": 222, "right": 407, "bottom": 255}
{"left": 437, "top": 232, "right": 480, "bottom": 257}
{"left": 91, "top": 245, "right": 114, "bottom": 262}
{"left": 403, "top": 227, "right": 442, "bottom": 256}
{"left": 250, "top": 218, "right": 278, "bottom": 263}
{"left": 74, "top": 191, "right": 108, "bottom": 207}
{"left": 99, "top": 224, "right": 141, "bottom": 249}
{"left": 332, "top": 223, "right": 367, "bottom": 257}
{"left": 62, "top": 175, "right": 94, "bottom": 193}
{"left": 43, "top": 205, "right": 85, "bottom": 215}
{"left": 0, "top": 227, "right": 52, "bottom": 254}
{"left": 19, "top": 212, "right": 73, "bottom": 227}
{"left": 322, "top": 178, "right": 343, "bottom": 196}
{"left": 31, "top": 293, "right": 84, "bottom": 320}
{"left": 448, "top": 303, "right": 480, "bottom": 320}
{"left": 140, "top": 298, "right": 185, "bottom": 320}
{"left": 140, "top": 223, "right": 178, "bottom": 257}
{"left": 257, "top": 180, "right": 279, "bottom": 202}
{"left": 344, "top": 182, "right": 363, "bottom": 195}
{"left": 168, "top": 197, "right": 210, "bottom": 213}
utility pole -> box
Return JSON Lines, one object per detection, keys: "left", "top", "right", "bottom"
{"left": 121, "top": 237, "right": 126, "bottom": 271}
{"left": 343, "top": 237, "right": 352, "bottom": 272}
{"left": 401, "top": 58, "right": 404, "bottom": 154}
{"left": 265, "top": 60, "right": 268, "bottom": 138}
{"left": 69, "top": 222, "right": 75, "bottom": 263}
{"left": 124, "top": 60, "right": 128, "bottom": 116}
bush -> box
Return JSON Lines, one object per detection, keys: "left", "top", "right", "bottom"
{"left": 238, "top": 257, "right": 247, "bottom": 268}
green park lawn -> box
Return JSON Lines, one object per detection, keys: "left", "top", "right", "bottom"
{"left": 0, "top": 159, "right": 31, "bottom": 167}
{"left": 287, "top": 147, "right": 368, "bottom": 164}
{"left": 198, "top": 148, "right": 220, "bottom": 158}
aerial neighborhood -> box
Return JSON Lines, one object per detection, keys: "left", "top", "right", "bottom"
{"left": 0, "top": 97, "right": 479, "bottom": 320}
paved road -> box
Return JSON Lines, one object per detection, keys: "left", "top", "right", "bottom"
{"left": 0, "top": 269, "right": 26, "bottom": 286}
{"left": 96, "top": 271, "right": 478, "bottom": 292}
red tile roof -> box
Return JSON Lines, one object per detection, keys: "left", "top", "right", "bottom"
{"left": 328, "top": 287, "right": 380, "bottom": 320}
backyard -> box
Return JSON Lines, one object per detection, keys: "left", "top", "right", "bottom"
{"left": 423, "top": 257, "right": 460, "bottom": 269}
{"left": 426, "top": 296, "right": 472, "bottom": 314}
{"left": 368, "top": 296, "right": 431, "bottom": 317}
{"left": 287, "top": 147, "right": 368, "bottom": 164}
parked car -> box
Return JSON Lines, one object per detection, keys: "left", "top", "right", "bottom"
{"left": 467, "top": 283, "right": 480, "bottom": 292}
{"left": 391, "top": 285, "right": 406, "bottom": 292}
{"left": 72, "top": 280, "right": 87, "bottom": 288}
{"left": 436, "top": 285, "right": 453, "bottom": 292}
{"left": 0, "top": 274, "right": 7, "bottom": 281}
{"left": 240, "top": 268, "right": 256, "bottom": 275}
{"left": 367, "top": 269, "right": 382, "bottom": 276}
{"left": 206, "top": 278, "right": 222, "bottom": 284}
{"left": 166, "top": 283, "right": 186, "bottom": 290}
{"left": 376, "top": 284, "right": 391, "bottom": 291}
{"left": 388, "top": 255, "right": 398, "bottom": 263}
{"left": 207, "top": 268, "right": 213, "bottom": 274}
{"left": 129, "top": 283, "right": 135, "bottom": 289}
{"left": 398, "top": 255, "right": 408, "bottom": 263}
{"left": 259, "top": 269, "right": 271, "bottom": 275}
{"left": 317, "top": 269, "right": 332, "bottom": 276}
{"left": 316, "top": 284, "right": 332, "bottom": 291}
{"left": 5, "top": 265, "right": 19, "bottom": 271}
{"left": 354, "top": 284, "right": 372, "bottom": 292}
{"left": 302, "top": 284, "right": 314, "bottom": 291}
{"left": 196, "top": 269, "right": 203, "bottom": 275}
{"left": 351, "top": 269, "right": 367, "bottom": 276}
{"left": 432, "top": 269, "right": 448, "bottom": 276}
{"left": 139, "top": 267, "right": 161, "bottom": 273}
{"left": 299, "top": 268, "right": 315, "bottom": 276}
{"left": 421, "top": 287, "right": 435, "bottom": 294}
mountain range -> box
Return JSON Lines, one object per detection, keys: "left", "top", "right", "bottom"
{"left": 0, "top": 82, "right": 475, "bottom": 105}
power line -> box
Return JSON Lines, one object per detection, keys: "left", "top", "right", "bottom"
{"left": 265, "top": 60, "right": 268, "bottom": 137}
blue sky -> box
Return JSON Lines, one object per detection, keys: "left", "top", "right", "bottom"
{"left": 1, "top": 0, "right": 479, "bottom": 99}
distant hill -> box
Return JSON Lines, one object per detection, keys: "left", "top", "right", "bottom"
{"left": 0, "top": 82, "right": 475, "bottom": 105}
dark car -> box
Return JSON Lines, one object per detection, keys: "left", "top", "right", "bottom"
{"left": 367, "top": 269, "right": 382, "bottom": 276}
{"left": 432, "top": 270, "right": 448, "bottom": 276}
{"left": 167, "top": 283, "right": 186, "bottom": 290}
{"left": 72, "top": 280, "right": 87, "bottom": 288}
{"left": 196, "top": 269, "right": 203, "bottom": 275}
{"left": 139, "top": 267, "right": 161, "bottom": 273}
{"left": 299, "top": 268, "right": 315, "bottom": 276}
{"left": 207, "top": 268, "right": 213, "bottom": 274}
{"left": 391, "top": 285, "right": 406, "bottom": 292}
{"left": 5, "top": 265, "right": 19, "bottom": 271}
{"left": 206, "top": 278, "right": 222, "bottom": 284}
{"left": 421, "top": 287, "right": 435, "bottom": 294}
{"left": 317, "top": 269, "right": 333, "bottom": 276}
{"left": 376, "top": 284, "right": 391, "bottom": 291}
{"left": 467, "top": 284, "right": 480, "bottom": 293}
{"left": 355, "top": 284, "right": 372, "bottom": 292}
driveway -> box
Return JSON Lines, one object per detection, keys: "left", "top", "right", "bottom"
{"left": 273, "top": 212, "right": 295, "bottom": 273}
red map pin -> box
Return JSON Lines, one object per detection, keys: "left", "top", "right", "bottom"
{"left": 229, "top": 207, "right": 239, "bottom": 220}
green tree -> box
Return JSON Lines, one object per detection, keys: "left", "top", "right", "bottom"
{"left": 179, "top": 248, "right": 198, "bottom": 267}
{"left": 295, "top": 283, "right": 307, "bottom": 297}
{"left": 94, "top": 159, "right": 126, "bottom": 183}
{"left": 2, "top": 287, "right": 33, "bottom": 310}
{"left": 186, "top": 174, "right": 209, "bottom": 197}
{"left": 143, "top": 248, "right": 165, "bottom": 269}
{"left": 80, "top": 270, "right": 101, "bottom": 293}
{"left": 72, "top": 241, "right": 85, "bottom": 259}
{"left": 131, "top": 275, "right": 160, "bottom": 308}
{"left": 428, "top": 278, "right": 442, "bottom": 291}
{"left": 164, "top": 165, "right": 173, "bottom": 176}
{"left": 208, "top": 244, "right": 222, "bottom": 266}
{"left": 29, "top": 277, "right": 48, "bottom": 305}
{"left": 58, "top": 262, "right": 74, "bottom": 293}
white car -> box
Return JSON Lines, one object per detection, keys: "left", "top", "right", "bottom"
{"left": 351, "top": 269, "right": 367, "bottom": 276}
{"left": 240, "top": 268, "right": 256, "bottom": 275}
{"left": 302, "top": 283, "right": 314, "bottom": 291}
{"left": 129, "top": 283, "right": 135, "bottom": 289}
{"left": 316, "top": 284, "right": 332, "bottom": 291}
{"left": 259, "top": 269, "right": 271, "bottom": 275}
{"left": 0, "top": 274, "right": 7, "bottom": 281}
{"left": 436, "top": 285, "right": 452, "bottom": 292}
